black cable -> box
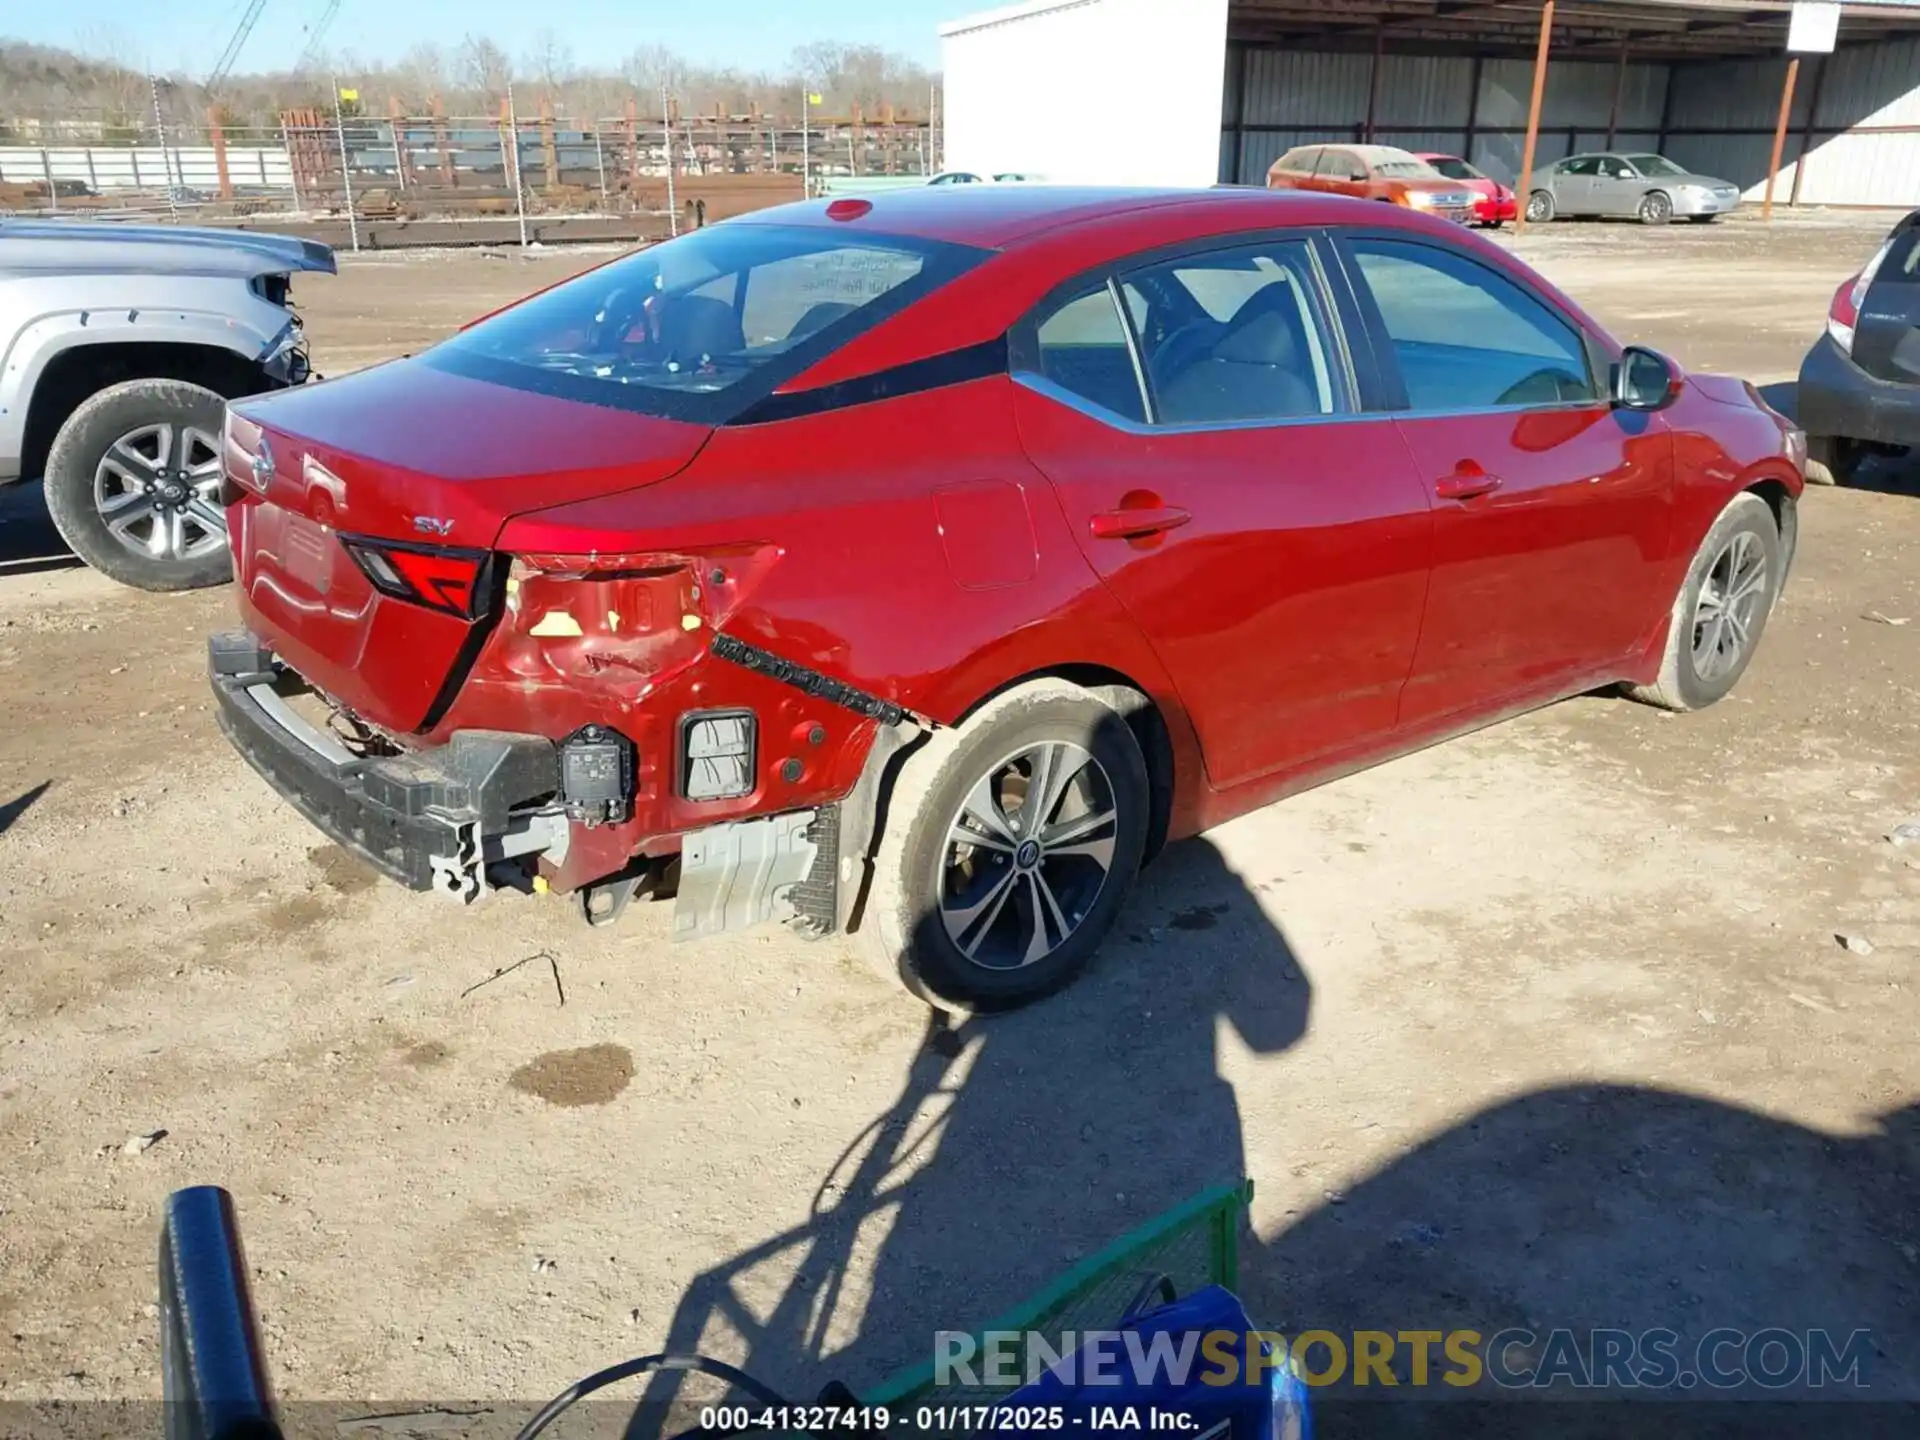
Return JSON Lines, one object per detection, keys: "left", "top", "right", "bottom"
{"left": 512, "top": 1351, "right": 791, "bottom": 1440}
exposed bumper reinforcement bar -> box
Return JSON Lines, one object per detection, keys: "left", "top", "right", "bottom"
{"left": 209, "top": 631, "right": 563, "bottom": 898}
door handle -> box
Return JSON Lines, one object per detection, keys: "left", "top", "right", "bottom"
{"left": 1089, "top": 505, "right": 1191, "bottom": 541}
{"left": 1435, "top": 465, "right": 1502, "bottom": 501}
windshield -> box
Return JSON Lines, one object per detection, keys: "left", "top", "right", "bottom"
{"left": 1626, "top": 154, "right": 1687, "bottom": 177}
{"left": 427, "top": 223, "right": 986, "bottom": 423}
{"left": 1427, "top": 157, "right": 1480, "bottom": 181}
{"left": 1374, "top": 160, "right": 1439, "bottom": 178}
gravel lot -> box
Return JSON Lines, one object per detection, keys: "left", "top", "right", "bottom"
{"left": 2, "top": 211, "right": 1917, "bottom": 1419}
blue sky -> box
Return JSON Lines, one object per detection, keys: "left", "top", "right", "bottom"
{"left": 13, "top": 0, "right": 954, "bottom": 75}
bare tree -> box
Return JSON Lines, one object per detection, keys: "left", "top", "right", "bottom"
{"left": 454, "top": 34, "right": 513, "bottom": 101}
{"left": 621, "top": 43, "right": 686, "bottom": 100}
{"left": 0, "top": 33, "right": 939, "bottom": 131}
{"left": 525, "top": 28, "right": 575, "bottom": 93}
{"left": 395, "top": 42, "right": 448, "bottom": 99}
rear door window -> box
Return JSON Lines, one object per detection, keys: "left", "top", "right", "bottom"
{"left": 1127, "top": 240, "right": 1341, "bottom": 424}
{"left": 1872, "top": 228, "right": 1920, "bottom": 287}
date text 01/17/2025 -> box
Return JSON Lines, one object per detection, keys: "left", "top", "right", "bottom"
{"left": 695, "top": 1406, "right": 1202, "bottom": 1433}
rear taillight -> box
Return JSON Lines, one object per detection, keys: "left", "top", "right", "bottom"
{"left": 1829, "top": 235, "right": 1896, "bottom": 354}
{"left": 342, "top": 536, "right": 492, "bottom": 619}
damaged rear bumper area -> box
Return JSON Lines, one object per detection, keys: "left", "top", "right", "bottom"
{"left": 209, "top": 632, "right": 565, "bottom": 899}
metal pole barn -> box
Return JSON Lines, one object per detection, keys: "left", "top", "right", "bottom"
{"left": 1763, "top": 56, "right": 1800, "bottom": 221}
{"left": 1513, "top": 0, "right": 1555, "bottom": 234}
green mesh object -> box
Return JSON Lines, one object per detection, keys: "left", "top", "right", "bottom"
{"left": 863, "top": 1179, "right": 1254, "bottom": 1412}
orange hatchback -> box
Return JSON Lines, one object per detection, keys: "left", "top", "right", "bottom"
{"left": 1267, "top": 143, "right": 1477, "bottom": 225}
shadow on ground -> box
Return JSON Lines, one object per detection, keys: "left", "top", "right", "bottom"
{"left": 628, "top": 833, "right": 1918, "bottom": 1435}
{"left": 0, "top": 479, "right": 81, "bottom": 575}
{"left": 0, "top": 781, "right": 50, "bottom": 836}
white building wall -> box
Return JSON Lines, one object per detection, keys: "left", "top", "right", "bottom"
{"left": 940, "top": 0, "right": 1231, "bottom": 186}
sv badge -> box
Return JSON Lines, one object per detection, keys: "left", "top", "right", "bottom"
{"left": 411, "top": 516, "right": 456, "bottom": 537}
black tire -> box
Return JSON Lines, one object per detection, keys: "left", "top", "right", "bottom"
{"left": 861, "top": 679, "right": 1151, "bottom": 1011}
{"left": 43, "top": 378, "right": 232, "bottom": 592}
{"left": 1526, "top": 190, "right": 1555, "bottom": 223}
{"left": 1627, "top": 492, "right": 1781, "bottom": 712}
{"left": 1638, "top": 190, "right": 1673, "bottom": 225}
{"left": 1803, "top": 435, "right": 1864, "bottom": 487}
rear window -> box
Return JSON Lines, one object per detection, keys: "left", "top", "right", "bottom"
{"left": 1427, "top": 157, "right": 1477, "bottom": 181}
{"left": 426, "top": 223, "right": 986, "bottom": 424}
{"left": 1877, "top": 228, "right": 1920, "bottom": 285}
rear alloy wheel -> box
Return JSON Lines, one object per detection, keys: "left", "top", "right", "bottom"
{"left": 1638, "top": 190, "right": 1673, "bottom": 225}
{"left": 1627, "top": 492, "right": 1781, "bottom": 712}
{"left": 43, "top": 378, "right": 233, "bottom": 592}
{"left": 862, "top": 680, "right": 1150, "bottom": 1011}
{"left": 1526, "top": 190, "right": 1555, "bottom": 223}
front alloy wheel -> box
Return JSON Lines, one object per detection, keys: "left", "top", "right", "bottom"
{"left": 1526, "top": 190, "right": 1555, "bottom": 223}
{"left": 1690, "top": 530, "right": 1768, "bottom": 684}
{"left": 95, "top": 421, "right": 228, "bottom": 565}
{"left": 1625, "top": 491, "right": 1781, "bottom": 713}
{"left": 42, "top": 377, "right": 235, "bottom": 592}
{"left": 1639, "top": 190, "right": 1673, "bottom": 224}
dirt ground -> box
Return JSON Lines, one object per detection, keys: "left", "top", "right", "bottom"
{"left": 2, "top": 211, "right": 1918, "bottom": 1422}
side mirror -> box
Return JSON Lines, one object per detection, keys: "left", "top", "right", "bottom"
{"left": 160, "top": 1187, "right": 281, "bottom": 1440}
{"left": 1612, "top": 346, "right": 1681, "bottom": 411}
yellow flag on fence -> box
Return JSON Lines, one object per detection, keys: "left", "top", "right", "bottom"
{"left": 807, "top": 92, "right": 822, "bottom": 105}
{"left": 338, "top": 86, "right": 359, "bottom": 102}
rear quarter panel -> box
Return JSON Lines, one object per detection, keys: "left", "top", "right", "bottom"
{"left": 478, "top": 373, "right": 1209, "bottom": 858}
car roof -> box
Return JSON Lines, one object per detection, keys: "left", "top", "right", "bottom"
{"left": 1346, "top": 144, "right": 1426, "bottom": 164}
{"left": 731, "top": 186, "right": 1334, "bottom": 249}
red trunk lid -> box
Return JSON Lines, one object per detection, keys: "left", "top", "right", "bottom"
{"left": 227, "top": 359, "right": 710, "bottom": 733}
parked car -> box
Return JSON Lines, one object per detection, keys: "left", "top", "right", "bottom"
{"left": 1525, "top": 152, "right": 1741, "bottom": 225}
{"left": 211, "top": 186, "right": 1804, "bottom": 1010}
{"left": 1414, "top": 152, "right": 1517, "bottom": 227}
{"left": 0, "top": 220, "right": 332, "bottom": 590}
{"left": 1797, "top": 208, "right": 1920, "bottom": 484}
{"left": 1266, "top": 144, "right": 1476, "bottom": 223}
{"left": 928, "top": 171, "right": 1045, "bottom": 185}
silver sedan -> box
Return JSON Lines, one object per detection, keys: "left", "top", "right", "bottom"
{"left": 1525, "top": 152, "right": 1742, "bottom": 225}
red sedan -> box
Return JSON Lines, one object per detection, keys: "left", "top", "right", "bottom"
{"left": 1415, "top": 153, "right": 1519, "bottom": 227}
{"left": 212, "top": 187, "right": 1804, "bottom": 1009}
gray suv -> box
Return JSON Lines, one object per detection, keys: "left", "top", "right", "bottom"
{"left": 0, "top": 221, "right": 334, "bottom": 591}
{"left": 1525, "top": 152, "right": 1742, "bottom": 226}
